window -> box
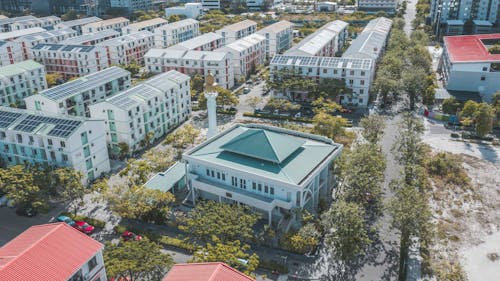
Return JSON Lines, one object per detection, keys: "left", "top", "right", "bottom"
{"left": 258, "top": 183, "right": 262, "bottom": 192}
{"left": 264, "top": 185, "right": 268, "bottom": 193}
{"left": 217, "top": 172, "right": 220, "bottom": 179}
{"left": 240, "top": 179, "right": 246, "bottom": 189}
{"left": 482, "top": 67, "right": 488, "bottom": 71}
{"left": 252, "top": 182, "right": 256, "bottom": 190}
{"left": 480, "top": 76, "right": 486, "bottom": 81}
{"left": 88, "top": 255, "right": 98, "bottom": 272}
{"left": 211, "top": 170, "right": 214, "bottom": 177}
{"left": 206, "top": 169, "right": 210, "bottom": 176}
{"left": 60, "top": 141, "right": 65, "bottom": 147}
{"left": 221, "top": 173, "right": 225, "bottom": 181}
{"left": 270, "top": 187, "right": 274, "bottom": 195}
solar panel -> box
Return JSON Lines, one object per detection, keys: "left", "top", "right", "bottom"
{"left": 0, "top": 110, "right": 22, "bottom": 129}
{"left": 13, "top": 115, "right": 82, "bottom": 137}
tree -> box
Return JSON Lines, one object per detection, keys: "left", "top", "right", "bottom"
{"left": 46, "top": 73, "right": 63, "bottom": 87}
{"left": 410, "top": 29, "right": 430, "bottom": 46}
{"left": 422, "top": 85, "right": 435, "bottom": 106}
{"left": 118, "top": 142, "right": 130, "bottom": 159}
{"left": 360, "top": 115, "right": 386, "bottom": 144}
{"left": 489, "top": 44, "right": 500, "bottom": 54}
{"left": 0, "top": 165, "right": 48, "bottom": 211}
{"left": 54, "top": 168, "right": 88, "bottom": 216}
{"left": 104, "top": 239, "right": 173, "bottom": 281}
{"left": 215, "top": 86, "right": 239, "bottom": 109}
{"left": 167, "top": 14, "right": 181, "bottom": 22}
{"left": 61, "top": 9, "right": 78, "bottom": 21}
{"left": 179, "top": 201, "right": 260, "bottom": 243}
{"left": 442, "top": 97, "right": 461, "bottom": 115}
{"left": 191, "top": 238, "right": 259, "bottom": 276}
{"left": 402, "top": 67, "right": 428, "bottom": 110}
{"left": 475, "top": 103, "right": 494, "bottom": 137}
{"left": 141, "top": 131, "right": 155, "bottom": 148}
{"left": 122, "top": 61, "right": 141, "bottom": 76}
{"left": 163, "top": 124, "right": 200, "bottom": 148}
{"left": 311, "top": 97, "right": 342, "bottom": 114}
{"left": 321, "top": 200, "right": 371, "bottom": 261}
{"left": 190, "top": 74, "right": 204, "bottom": 94}
{"left": 246, "top": 96, "right": 262, "bottom": 111}
{"left": 460, "top": 100, "right": 479, "bottom": 118}
{"left": 312, "top": 78, "right": 352, "bottom": 100}
{"left": 266, "top": 97, "right": 301, "bottom": 113}
{"left": 286, "top": 223, "right": 321, "bottom": 254}
{"left": 312, "top": 112, "right": 347, "bottom": 140}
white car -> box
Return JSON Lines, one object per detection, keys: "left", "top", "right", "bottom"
{"left": 0, "top": 195, "right": 8, "bottom": 207}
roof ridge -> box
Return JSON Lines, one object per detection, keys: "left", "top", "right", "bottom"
{"left": 262, "top": 130, "right": 280, "bottom": 163}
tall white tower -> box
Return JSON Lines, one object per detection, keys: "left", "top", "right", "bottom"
{"left": 206, "top": 91, "right": 218, "bottom": 139}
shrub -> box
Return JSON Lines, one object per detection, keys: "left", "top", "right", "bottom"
{"left": 159, "top": 236, "right": 196, "bottom": 253}
{"left": 258, "top": 259, "right": 289, "bottom": 273}
{"left": 425, "top": 152, "right": 471, "bottom": 186}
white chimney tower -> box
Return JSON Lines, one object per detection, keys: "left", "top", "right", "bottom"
{"left": 206, "top": 91, "right": 218, "bottom": 139}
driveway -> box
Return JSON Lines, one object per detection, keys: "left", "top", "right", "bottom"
{"left": 235, "top": 80, "right": 270, "bottom": 118}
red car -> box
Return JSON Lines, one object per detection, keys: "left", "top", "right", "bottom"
{"left": 340, "top": 108, "right": 353, "bottom": 113}
{"left": 73, "top": 221, "right": 95, "bottom": 234}
{"left": 121, "top": 231, "right": 143, "bottom": 241}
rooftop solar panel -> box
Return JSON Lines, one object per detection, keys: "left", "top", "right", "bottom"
{"left": 0, "top": 110, "right": 23, "bottom": 129}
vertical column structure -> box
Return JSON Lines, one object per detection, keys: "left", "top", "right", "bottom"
{"left": 206, "top": 91, "right": 218, "bottom": 139}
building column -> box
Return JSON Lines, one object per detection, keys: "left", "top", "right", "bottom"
{"left": 218, "top": 195, "right": 221, "bottom": 203}
{"left": 192, "top": 187, "right": 196, "bottom": 205}
{"left": 268, "top": 210, "right": 272, "bottom": 226}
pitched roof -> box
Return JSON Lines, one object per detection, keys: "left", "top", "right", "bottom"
{"left": 0, "top": 223, "right": 103, "bottom": 281}
{"left": 162, "top": 262, "right": 255, "bottom": 281}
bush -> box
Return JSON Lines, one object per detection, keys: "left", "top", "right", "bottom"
{"left": 425, "top": 152, "right": 471, "bottom": 186}
{"left": 243, "top": 112, "right": 313, "bottom": 123}
{"left": 60, "top": 212, "right": 106, "bottom": 229}
{"left": 159, "top": 236, "right": 196, "bottom": 253}
{"left": 259, "top": 259, "right": 289, "bottom": 274}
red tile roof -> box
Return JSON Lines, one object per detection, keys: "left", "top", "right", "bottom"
{"left": 162, "top": 262, "right": 256, "bottom": 281}
{"left": 444, "top": 33, "right": 500, "bottom": 63}
{"left": 0, "top": 222, "right": 104, "bottom": 281}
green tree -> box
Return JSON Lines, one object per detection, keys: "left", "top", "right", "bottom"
{"left": 104, "top": 239, "right": 173, "bottom": 281}
{"left": 422, "top": 85, "right": 435, "bottom": 106}
{"left": 190, "top": 74, "right": 204, "bottom": 94}
{"left": 0, "top": 165, "right": 48, "bottom": 211}
{"left": 61, "top": 9, "right": 78, "bottom": 21}
{"left": 118, "top": 142, "right": 130, "bottom": 159}
{"left": 402, "top": 67, "right": 428, "bottom": 110}
{"left": 266, "top": 97, "right": 301, "bottom": 113}
{"left": 460, "top": 100, "right": 479, "bottom": 118}
{"left": 46, "top": 73, "right": 63, "bottom": 87}
{"left": 163, "top": 124, "right": 200, "bottom": 148}
{"left": 360, "top": 115, "right": 386, "bottom": 144}
{"left": 442, "top": 97, "right": 461, "bottom": 115}
{"left": 312, "top": 112, "right": 347, "bottom": 140}
{"left": 311, "top": 97, "right": 342, "bottom": 114}
{"left": 475, "top": 103, "right": 494, "bottom": 137}
{"left": 122, "top": 61, "right": 141, "bottom": 76}
{"left": 167, "top": 14, "right": 181, "bottom": 22}
{"left": 321, "top": 200, "right": 371, "bottom": 261}
{"left": 179, "top": 201, "right": 260, "bottom": 243}
{"left": 313, "top": 78, "right": 352, "bottom": 100}
{"left": 286, "top": 223, "right": 320, "bottom": 254}
{"left": 54, "top": 168, "right": 88, "bottom": 216}
{"left": 191, "top": 238, "right": 259, "bottom": 277}
{"left": 246, "top": 96, "right": 262, "bottom": 111}
{"left": 216, "top": 86, "right": 239, "bottom": 109}
{"left": 489, "top": 44, "right": 500, "bottom": 54}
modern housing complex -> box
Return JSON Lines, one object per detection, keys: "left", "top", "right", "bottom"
{"left": 358, "top": 0, "right": 399, "bottom": 13}
{"left": 31, "top": 44, "right": 109, "bottom": 79}
{"left": 170, "top": 32, "right": 224, "bottom": 51}
{"left": 60, "top": 30, "right": 120, "bottom": 46}
{"left": 0, "top": 41, "right": 24, "bottom": 66}
{"left": 438, "top": 33, "right": 500, "bottom": 102}
{"left": 82, "top": 17, "right": 130, "bottom": 34}
{"left": 145, "top": 48, "right": 235, "bottom": 89}
{"left": 24, "top": 67, "right": 132, "bottom": 117}
{"left": 0, "top": 60, "right": 47, "bottom": 107}
{"left": 165, "top": 3, "right": 204, "bottom": 19}
{"left": 183, "top": 123, "right": 343, "bottom": 225}
{"left": 154, "top": 19, "right": 200, "bottom": 48}
{"left": 0, "top": 27, "right": 47, "bottom": 41}
{"left": 0, "top": 223, "right": 107, "bottom": 281}
{"left": 122, "top": 18, "right": 168, "bottom": 34}
{"left": 0, "top": 15, "right": 38, "bottom": 32}
{"left": 257, "top": 20, "right": 294, "bottom": 58}
{"left": 0, "top": 107, "right": 110, "bottom": 182}
{"left": 110, "top": 0, "right": 152, "bottom": 13}
{"left": 201, "top": 0, "right": 221, "bottom": 10}
{"left": 54, "top": 16, "right": 103, "bottom": 35}
{"left": 89, "top": 70, "right": 191, "bottom": 154}
{"left": 97, "top": 31, "right": 155, "bottom": 65}
{"left": 9, "top": 16, "right": 61, "bottom": 31}
{"left": 216, "top": 20, "right": 258, "bottom": 44}
{"left": 342, "top": 17, "right": 393, "bottom": 62}
{"left": 14, "top": 29, "right": 78, "bottom": 59}
{"left": 216, "top": 33, "right": 266, "bottom": 80}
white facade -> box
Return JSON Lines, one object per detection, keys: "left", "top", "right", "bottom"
{"left": 431, "top": 0, "right": 499, "bottom": 26}
{"left": 14, "top": 29, "right": 78, "bottom": 59}
{"left": 342, "top": 17, "right": 393, "bottom": 62}
{"left": 0, "top": 60, "right": 47, "bottom": 107}
{"left": 154, "top": 19, "right": 200, "bottom": 48}
{"left": 60, "top": 30, "right": 120, "bottom": 46}
{"left": 89, "top": 71, "right": 191, "bottom": 154}
{"left": 25, "top": 67, "right": 131, "bottom": 117}
{"left": 216, "top": 20, "right": 258, "bottom": 44}
{"left": 97, "top": 31, "right": 155, "bottom": 65}
{"left": 110, "top": 0, "right": 153, "bottom": 12}
{"left": 169, "top": 32, "right": 224, "bottom": 51}
{"left": 165, "top": 3, "right": 204, "bottom": 19}
{"left": 82, "top": 17, "right": 130, "bottom": 34}
{"left": 54, "top": 17, "right": 103, "bottom": 35}
{"left": 316, "top": 1, "right": 337, "bottom": 12}
{"left": 122, "top": 18, "right": 169, "bottom": 35}
{"left": 31, "top": 44, "right": 109, "bottom": 79}
{"left": 0, "top": 27, "right": 47, "bottom": 41}
{"left": 256, "top": 20, "right": 294, "bottom": 58}
{"left": 0, "top": 41, "right": 24, "bottom": 66}
{"left": 9, "top": 16, "right": 61, "bottom": 31}
{"left": 216, "top": 33, "right": 266, "bottom": 80}
{"left": 201, "top": 0, "right": 221, "bottom": 10}
{"left": 0, "top": 15, "right": 38, "bottom": 32}
{"left": 0, "top": 107, "right": 110, "bottom": 183}
{"left": 358, "top": 0, "right": 398, "bottom": 12}
{"left": 145, "top": 48, "right": 235, "bottom": 89}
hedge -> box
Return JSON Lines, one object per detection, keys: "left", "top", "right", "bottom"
{"left": 217, "top": 109, "right": 237, "bottom": 115}
{"left": 113, "top": 224, "right": 161, "bottom": 242}
{"left": 159, "top": 236, "right": 196, "bottom": 253}
{"left": 60, "top": 212, "right": 106, "bottom": 229}
{"left": 243, "top": 112, "right": 313, "bottom": 123}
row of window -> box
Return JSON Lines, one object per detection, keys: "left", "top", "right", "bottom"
{"left": 206, "top": 168, "right": 275, "bottom": 195}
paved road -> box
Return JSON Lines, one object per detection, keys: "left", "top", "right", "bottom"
{"left": 235, "top": 80, "right": 269, "bottom": 118}
{"left": 404, "top": 0, "right": 418, "bottom": 35}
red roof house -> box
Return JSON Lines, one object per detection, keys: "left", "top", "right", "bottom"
{"left": 0, "top": 222, "right": 105, "bottom": 281}
{"left": 162, "top": 262, "right": 256, "bottom": 281}
{"left": 443, "top": 33, "right": 500, "bottom": 63}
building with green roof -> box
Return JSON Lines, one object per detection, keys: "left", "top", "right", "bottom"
{"left": 183, "top": 123, "right": 343, "bottom": 225}
{"left": 0, "top": 60, "right": 47, "bottom": 107}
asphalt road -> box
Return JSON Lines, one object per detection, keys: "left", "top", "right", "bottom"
{"left": 404, "top": 0, "right": 418, "bottom": 35}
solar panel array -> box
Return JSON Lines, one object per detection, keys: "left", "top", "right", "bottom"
{"left": 61, "top": 29, "right": 119, "bottom": 45}
{"left": 271, "top": 55, "right": 372, "bottom": 70}
{"left": 32, "top": 43, "right": 96, "bottom": 52}
{"left": 13, "top": 114, "right": 81, "bottom": 137}
{"left": 0, "top": 110, "right": 22, "bottom": 129}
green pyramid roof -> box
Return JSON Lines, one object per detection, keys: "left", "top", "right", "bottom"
{"left": 220, "top": 129, "right": 305, "bottom": 164}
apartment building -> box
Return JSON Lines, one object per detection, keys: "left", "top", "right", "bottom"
{"left": 60, "top": 29, "right": 120, "bottom": 46}
{"left": 0, "top": 60, "right": 47, "bottom": 107}
{"left": 110, "top": 0, "right": 152, "bottom": 13}
{"left": 270, "top": 55, "right": 374, "bottom": 106}
{"left": 201, "top": 0, "right": 221, "bottom": 10}
{"left": 82, "top": 17, "right": 130, "bottom": 34}
{"left": 154, "top": 19, "right": 200, "bottom": 48}
{"left": 438, "top": 33, "right": 500, "bottom": 102}
{"left": 122, "top": 18, "right": 168, "bottom": 34}
{"left": 145, "top": 48, "right": 235, "bottom": 89}
{"left": 10, "top": 16, "right": 61, "bottom": 31}
{"left": 342, "top": 17, "right": 393, "bottom": 62}
{"left": 0, "top": 27, "right": 46, "bottom": 41}
{"left": 0, "top": 41, "right": 24, "bottom": 66}
{"left": 358, "top": 0, "right": 398, "bottom": 13}
{"left": 285, "top": 20, "right": 348, "bottom": 57}
{"left": 165, "top": 3, "right": 204, "bottom": 19}
{"left": 14, "top": 29, "right": 77, "bottom": 59}
{"left": 169, "top": 32, "right": 224, "bottom": 51}
{"left": 25, "top": 67, "right": 131, "bottom": 117}
{"left": 257, "top": 20, "right": 294, "bottom": 58}
{"left": 216, "top": 20, "right": 258, "bottom": 44}
{"left": 0, "top": 15, "right": 37, "bottom": 32}
{"left": 216, "top": 33, "right": 266, "bottom": 80}
{"left": 163, "top": 263, "right": 255, "bottom": 281}
{"left": 89, "top": 70, "right": 191, "bottom": 154}
{"left": 0, "top": 223, "right": 107, "bottom": 281}
{"left": 97, "top": 31, "right": 155, "bottom": 65}
{"left": 183, "top": 123, "right": 343, "bottom": 225}
{"left": 31, "top": 44, "right": 109, "bottom": 79}
{"left": 54, "top": 16, "right": 103, "bottom": 35}
{"left": 0, "top": 107, "right": 110, "bottom": 182}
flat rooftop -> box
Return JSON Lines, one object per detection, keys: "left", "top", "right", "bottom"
{"left": 84, "top": 17, "right": 129, "bottom": 28}
{"left": 97, "top": 31, "right": 153, "bottom": 47}
{"left": 257, "top": 20, "right": 293, "bottom": 33}
{"left": 56, "top": 16, "right": 102, "bottom": 28}
{"left": 219, "top": 19, "right": 257, "bottom": 31}
{"left": 171, "top": 32, "right": 222, "bottom": 50}
{"left": 0, "top": 60, "right": 44, "bottom": 77}
{"left": 127, "top": 18, "right": 168, "bottom": 29}
{"left": 0, "top": 27, "right": 46, "bottom": 40}
{"left": 444, "top": 33, "right": 500, "bottom": 63}
{"left": 60, "top": 29, "right": 120, "bottom": 44}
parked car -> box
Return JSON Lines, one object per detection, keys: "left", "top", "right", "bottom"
{"left": 16, "top": 207, "right": 37, "bottom": 217}
{"left": 340, "top": 108, "right": 353, "bottom": 113}
{"left": 0, "top": 195, "right": 9, "bottom": 207}
{"left": 121, "top": 231, "right": 143, "bottom": 241}
{"left": 243, "top": 87, "right": 251, "bottom": 94}
{"left": 73, "top": 221, "right": 95, "bottom": 234}
{"left": 57, "top": 215, "right": 75, "bottom": 226}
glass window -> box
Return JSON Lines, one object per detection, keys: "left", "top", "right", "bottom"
{"left": 270, "top": 187, "right": 274, "bottom": 195}
{"left": 88, "top": 255, "right": 98, "bottom": 272}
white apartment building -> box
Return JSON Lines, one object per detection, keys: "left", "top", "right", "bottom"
{"left": 216, "top": 20, "right": 258, "bottom": 44}
{"left": 257, "top": 20, "right": 294, "bottom": 58}
{"left": 165, "top": 3, "right": 204, "bottom": 19}
{"left": 0, "top": 107, "right": 110, "bottom": 182}
{"left": 0, "top": 60, "right": 47, "bottom": 107}
{"left": 0, "top": 15, "right": 37, "bottom": 32}
{"left": 0, "top": 41, "right": 24, "bottom": 66}
{"left": 89, "top": 70, "right": 191, "bottom": 154}
{"left": 82, "top": 17, "right": 130, "bottom": 34}
{"left": 110, "top": 0, "right": 153, "bottom": 13}
{"left": 9, "top": 16, "right": 61, "bottom": 31}
{"left": 183, "top": 123, "right": 343, "bottom": 225}
{"left": 430, "top": 0, "right": 499, "bottom": 32}
{"left": 358, "top": 0, "right": 398, "bottom": 12}
{"left": 438, "top": 33, "right": 500, "bottom": 102}
{"left": 0, "top": 27, "right": 47, "bottom": 41}
{"left": 14, "top": 29, "right": 77, "bottom": 59}
{"left": 122, "top": 18, "right": 169, "bottom": 34}
{"left": 169, "top": 32, "right": 224, "bottom": 51}
{"left": 270, "top": 55, "right": 374, "bottom": 106}
{"left": 145, "top": 48, "right": 235, "bottom": 89}
{"left": 342, "top": 17, "right": 393, "bottom": 62}
{"left": 25, "top": 66, "right": 132, "bottom": 117}
{"left": 316, "top": 1, "right": 337, "bottom": 12}
{"left": 154, "top": 19, "right": 200, "bottom": 48}
{"left": 201, "top": 0, "right": 221, "bottom": 10}
{"left": 216, "top": 33, "right": 266, "bottom": 80}
{"left": 97, "top": 31, "right": 155, "bottom": 65}
{"left": 285, "top": 20, "right": 348, "bottom": 57}
{"left": 60, "top": 30, "right": 120, "bottom": 46}
{"left": 54, "top": 16, "right": 103, "bottom": 35}
{"left": 31, "top": 44, "right": 109, "bottom": 79}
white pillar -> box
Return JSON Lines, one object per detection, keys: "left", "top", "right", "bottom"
{"left": 206, "top": 91, "right": 218, "bottom": 139}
